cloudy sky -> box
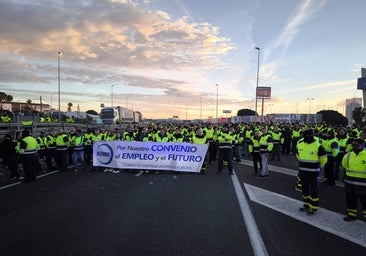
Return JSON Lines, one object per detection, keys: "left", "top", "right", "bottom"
{"left": 0, "top": 0, "right": 364, "bottom": 119}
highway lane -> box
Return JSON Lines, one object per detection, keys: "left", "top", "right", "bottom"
{"left": 0, "top": 168, "right": 252, "bottom": 256}
{"left": 1, "top": 155, "right": 366, "bottom": 256}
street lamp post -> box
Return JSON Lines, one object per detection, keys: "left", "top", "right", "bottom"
{"left": 255, "top": 47, "right": 261, "bottom": 117}
{"left": 57, "top": 51, "right": 63, "bottom": 123}
{"left": 307, "top": 97, "right": 314, "bottom": 114}
{"left": 215, "top": 84, "right": 218, "bottom": 122}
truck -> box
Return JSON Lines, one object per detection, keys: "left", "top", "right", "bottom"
{"left": 99, "top": 106, "right": 139, "bottom": 125}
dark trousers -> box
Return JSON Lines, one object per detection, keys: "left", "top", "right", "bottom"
{"left": 234, "top": 144, "right": 242, "bottom": 161}
{"left": 251, "top": 152, "right": 262, "bottom": 175}
{"left": 291, "top": 137, "right": 300, "bottom": 154}
{"left": 271, "top": 143, "right": 281, "bottom": 161}
{"left": 345, "top": 184, "right": 366, "bottom": 218}
{"left": 334, "top": 153, "right": 345, "bottom": 180}
{"left": 22, "top": 154, "right": 37, "bottom": 182}
{"left": 44, "top": 149, "right": 55, "bottom": 170}
{"left": 282, "top": 138, "right": 291, "bottom": 155}
{"left": 3, "top": 156, "right": 20, "bottom": 178}
{"left": 208, "top": 141, "right": 218, "bottom": 162}
{"left": 324, "top": 156, "right": 335, "bottom": 185}
{"left": 217, "top": 149, "right": 233, "bottom": 174}
{"left": 84, "top": 144, "right": 93, "bottom": 166}
{"left": 56, "top": 149, "right": 69, "bottom": 171}
{"left": 299, "top": 171, "right": 320, "bottom": 210}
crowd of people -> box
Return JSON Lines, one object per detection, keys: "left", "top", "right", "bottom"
{"left": 0, "top": 121, "right": 366, "bottom": 221}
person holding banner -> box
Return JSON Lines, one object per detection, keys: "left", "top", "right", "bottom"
{"left": 123, "top": 126, "right": 135, "bottom": 141}
{"left": 136, "top": 126, "right": 153, "bottom": 142}
{"left": 171, "top": 127, "right": 187, "bottom": 142}
{"left": 192, "top": 128, "right": 208, "bottom": 174}
{"left": 216, "top": 124, "right": 235, "bottom": 175}
{"left": 155, "top": 128, "right": 170, "bottom": 142}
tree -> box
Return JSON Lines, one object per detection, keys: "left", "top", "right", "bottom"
{"left": 0, "top": 92, "right": 7, "bottom": 103}
{"left": 316, "top": 110, "right": 348, "bottom": 126}
{"left": 26, "top": 99, "right": 32, "bottom": 104}
{"left": 86, "top": 109, "right": 98, "bottom": 115}
{"left": 6, "top": 95, "right": 13, "bottom": 102}
{"left": 237, "top": 108, "right": 256, "bottom": 116}
{"left": 67, "top": 102, "right": 73, "bottom": 112}
{"left": 352, "top": 107, "right": 365, "bottom": 126}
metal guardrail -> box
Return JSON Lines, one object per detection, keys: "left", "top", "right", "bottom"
{"left": 0, "top": 122, "right": 132, "bottom": 139}
{"left": 0, "top": 122, "right": 96, "bottom": 139}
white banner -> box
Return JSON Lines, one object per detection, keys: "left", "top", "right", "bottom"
{"left": 93, "top": 141, "right": 208, "bottom": 173}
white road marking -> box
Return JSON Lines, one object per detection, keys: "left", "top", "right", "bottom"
{"left": 0, "top": 181, "right": 22, "bottom": 190}
{"left": 244, "top": 183, "right": 366, "bottom": 248}
{"left": 231, "top": 170, "right": 269, "bottom": 256}
{"left": 0, "top": 170, "right": 59, "bottom": 190}
{"left": 240, "top": 159, "right": 344, "bottom": 187}
{"left": 135, "top": 170, "right": 144, "bottom": 176}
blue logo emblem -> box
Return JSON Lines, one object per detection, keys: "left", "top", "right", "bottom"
{"left": 96, "top": 143, "right": 114, "bottom": 165}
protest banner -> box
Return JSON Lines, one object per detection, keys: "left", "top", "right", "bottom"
{"left": 93, "top": 141, "right": 208, "bottom": 173}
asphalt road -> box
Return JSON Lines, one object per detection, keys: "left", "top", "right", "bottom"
{"left": 1, "top": 154, "right": 366, "bottom": 256}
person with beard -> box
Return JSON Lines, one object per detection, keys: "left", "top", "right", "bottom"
{"left": 135, "top": 126, "right": 153, "bottom": 142}
{"left": 216, "top": 124, "right": 235, "bottom": 175}
{"left": 256, "top": 127, "right": 273, "bottom": 179}
{"left": 123, "top": 126, "right": 135, "bottom": 141}
{"left": 296, "top": 128, "right": 327, "bottom": 215}
{"left": 171, "top": 127, "right": 187, "bottom": 142}
{"left": 233, "top": 125, "right": 244, "bottom": 162}
{"left": 335, "top": 127, "right": 351, "bottom": 181}
{"left": 155, "top": 128, "right": 170, "bottom": 142}
{"left": 248, "top": 130, "right": 262, "bottom": 176}
{"left": 203, "top": 123, "right": 217, "bottom": 163}
{"left": 191, "top": 128, "right": 208, "bottom": 174}
{"left": 291, "top": 123, "right": 302, "bottom": 155}
{"left": 321, "top": 128, "right": 340, "bottom": 186}
{"left": 84, "top": 128, "right": 94, "bottom": 167}
{"left": 270, "top": 124, "right": 284, "bottom": 162}
{"left": 55, "top": 128, "right": 70, "bottom": 171}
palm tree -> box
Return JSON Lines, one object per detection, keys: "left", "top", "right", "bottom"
{"left": 67, "top": 102, "right": 73, "bottom": 112}
{"left": 0, "top": 92, "right": 7, "bottom": 103}
{"left": 6, "top": 95, "right": 13, "bottom": 102}
{"left": 24, "top": 99, "right": 33, "bottom": 114}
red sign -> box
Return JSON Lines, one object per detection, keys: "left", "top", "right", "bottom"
{"left": 256, "top": 87, "right": 271, "bottom": 98}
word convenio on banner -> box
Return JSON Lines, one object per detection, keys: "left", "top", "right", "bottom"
{"left": 116, "top": 144, "right": 199, "bottom": 153}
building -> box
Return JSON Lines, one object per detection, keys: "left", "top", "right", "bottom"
{"left": 345, "top": 98, "right": 362, "bottom": 125}
{"left": 0, "top": 101, "right": 51, "bottom": 113}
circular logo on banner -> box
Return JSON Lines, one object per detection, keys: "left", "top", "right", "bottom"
{"left": 96, "top": 143, "right": 114, "bottom": 165}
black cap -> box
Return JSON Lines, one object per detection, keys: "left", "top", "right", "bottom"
{"left": 303, "top": 129, "right": 314, "bottom": 136}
